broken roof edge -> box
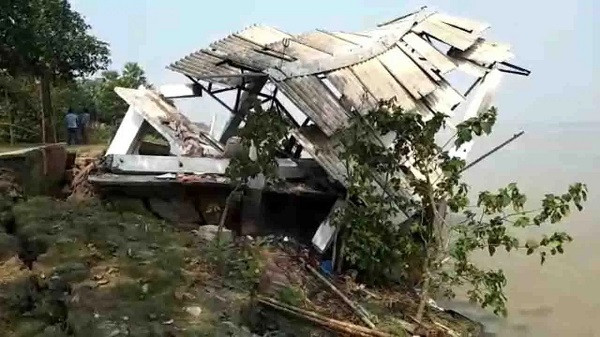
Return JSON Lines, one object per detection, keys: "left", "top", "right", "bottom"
{"left": 377, "top": 6, "right": 430, "bottom": 27}
{"left": 113, "top": 86, "right": 224, "bottom": 156}
{"left": 166, "top": 23, "right": 292, "bottom": 72}
{"left": 167, "top": 10, "right": 437, "bottom": 83}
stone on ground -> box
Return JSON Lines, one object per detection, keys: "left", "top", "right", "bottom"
{"left": 194, "top": 225, "right": 233, "bottom": 242}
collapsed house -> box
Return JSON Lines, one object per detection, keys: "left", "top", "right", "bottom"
{"left": 92, "top": 7, "right": 529, "bottom": 249}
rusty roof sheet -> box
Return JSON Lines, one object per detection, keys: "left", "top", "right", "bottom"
{"left": 168, "top": 8, "right": 523, "bottom": 186}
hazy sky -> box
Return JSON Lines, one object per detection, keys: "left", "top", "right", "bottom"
{"left": 70, "top": 0, "right": 598, "bottom": 124}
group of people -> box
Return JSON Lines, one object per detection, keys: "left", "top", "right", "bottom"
{"left": 65, "top": 108, "right": 91, "bottom": 145}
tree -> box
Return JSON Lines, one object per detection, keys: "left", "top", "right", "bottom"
{"left": 332, "top": 101, "right": 587, "bottom": 318}
{"left": 0, "top": 0, "right": 110, "bottom": 142}
{"left": 94, "top": 62, "right": 149, "bottom": 124}
{"left": 0, "top": 72, "right": 43, "bottom": 143}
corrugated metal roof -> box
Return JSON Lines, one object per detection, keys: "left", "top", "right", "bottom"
{"left": 290, "top": 126, "right": 346, "bottom": 184}
{"left": 168, "top": 8, "right": 524, "bottom": 185}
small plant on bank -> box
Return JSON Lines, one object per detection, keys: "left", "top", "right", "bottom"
{"left": 206, "top": 101, "right": 289, "bottom": 278}
{"left": 226, "top": 101, "right": 290, "bottom": 185}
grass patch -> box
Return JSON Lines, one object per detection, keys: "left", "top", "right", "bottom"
{"left": 0, "top": 197, "right": 263, "bottom": 336}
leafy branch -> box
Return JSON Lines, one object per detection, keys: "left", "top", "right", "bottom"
{"left": 331, "top": 102, "right": 587, "bottom": 318}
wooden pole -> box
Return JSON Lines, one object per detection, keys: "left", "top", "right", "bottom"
{"left": 4, "top": 89, "right": 15, "bottom": 145}
{"left": 38, "top": 71, "right": 56, "bottom": 143}
{"left": 460, "top": 131, "right": 525, "bottom": 172}
{"left": 37, "top": 77, "right": 46, "bottom": 143}
{"left": 304, "top": 261, "right": 376, "bottom": 329}
{"left": 258, "top": 296, "right": 397, "bottom": 337}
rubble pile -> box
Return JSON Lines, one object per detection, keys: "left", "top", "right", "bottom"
{"left": 66, "top": 148, "right": 105, "bottom": 200}
{"left": 114, "top": 87, "right": 223, "bottom": 157}
{"left": 254, "top": 240, "right": 483, "bottom": 337}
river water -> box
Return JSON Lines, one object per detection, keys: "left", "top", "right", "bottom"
{"left": 439, "top": 122, "right": 600, "bottom": 336}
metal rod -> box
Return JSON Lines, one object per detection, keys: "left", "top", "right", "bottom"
{"left": 272, "top": 86, "right": 278, "bottom": 99}
{"left": 185, "top": 76, "right": 234, "bottom": 113}
{"left": 500, "top": 61, "right": 531, "bottom": 76}
{"left": 498, "top": 68, "right": 530, "bottom": 76}
{"left": 210, "top": 86, "right": 238, "bottom": 95}
{"left": 463, "top": 77, "right": 482, "bottom": 97}
{"left": 233, "top": 87, "right": 242, "bottom": 112}
{"left": 274, "top": 99, "right": 299, "bottom": 128}
{"left": 188, "top": 73, "right": 267, "bottom": 80}
{"left": 461, "top": 130, "right": 525, "bottom": 172}
{"left": 377, "top": 6, "right": 428, "bottom": 27}
{"left": 256, "top": 92, "right": 274, "bottom": 99}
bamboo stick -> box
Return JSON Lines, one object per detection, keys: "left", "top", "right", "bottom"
{"left": 258, "top": 296, "right": 397, "bottom": 337}
{"left": 303, "top": 260, "right": 376, "bottom": 329}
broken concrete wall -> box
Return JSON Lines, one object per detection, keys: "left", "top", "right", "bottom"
{"left": 0, "top": 144, "right": 67, "bottom": 196}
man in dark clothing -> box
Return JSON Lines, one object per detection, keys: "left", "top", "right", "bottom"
{"left": 65, "top": 108, "right": 79, "bottom": 145}
{"left": 79, "top": 108, "right": 91, "bottom": 144}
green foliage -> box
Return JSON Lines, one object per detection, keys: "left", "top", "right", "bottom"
{"left": 454, "top": 107, "right": 497, "bottom": 147}
{"left": 94, "top": 62, "right": 149, "bottom": 124}
{"left": 88, "top": 123, "right": 117, "bottom": 144}
{"left": 2, "top": 197, "right": 252, "bottom": 335}
{"left": 0, "top": 0, "right": 110, "bottom": 78}
{"left": 0, "top": 73, "right": 42, "bottom": 143}
{"left": 52, "top": 62, "right": 149, "bottom": 126}
{"left": 1, "top": 0, "right": 110, "bottom": 143}
{"left": 226, "top": 101, "right": 290, "bottom": 185}
{"left": 201, "top": 238, "right": 265, "bottom": 291}
{"left": 277, "top": 286, "right": 306, "bottom": 307}
{"left": 0, "top": 62, "right": 149, "bottom": 143}
{"left": 332, "top": 101, "right": 587, "bottom": 316}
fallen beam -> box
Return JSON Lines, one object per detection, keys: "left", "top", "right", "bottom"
{"left": 104, "top": 154, "right": 307, "bottom": 179}
{"left": 89, "top": 173, "right": 332, "bottom": 197}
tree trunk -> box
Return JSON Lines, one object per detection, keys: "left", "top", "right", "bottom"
{"left": 38, "top": 72, "right": 55, "bottom": 143}
{"left": 417, "top": 178, "right": 446, "bottom": 322}
{"left": 4, "top": 89, "right": 14, "bottom": 145}
{"left": 37, "top": 77, "right": 46, "bottom": 143}
{"left": 416, "top": 254, "right": 430, "bottom": 322}
{"left": 8, "top": 110, "right": 15, "bottom": 145}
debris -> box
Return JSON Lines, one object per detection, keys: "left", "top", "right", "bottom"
{"left": 96, "top": 279, "right": 109, "bottom": 286}
{"left": 147, "top": 198, "right": 201, "bottom": 224}
{"left": 155, "top": 172, "right": 176, "bottom": 180}
{"left": 184, "top": 306, "right": 203, "bottom": 317}
{"left": 68, "top": 148, "right": 103, "bottom": 200}
{"left": 304, "top": 260, "right": 376, "bottom": 329}
{"left": 432, "top": 321, "right": 459, "bottom": 337}
{"left": 0, "top": 7, "right": 529, "bottom": 336}
{"left": 312, "top": 199, "right": 344, "bottom": 253}
{"left": 258, "top": 296, "right": 395, "bottom": 337}
{"left": 0, "top": 168, "right": 22, "bottom": 198}
{"left": 112, "top": 87, "right": 223, "bottom": 157}
{"left": 194, "top": 225, "right": 233, "bottom": 242}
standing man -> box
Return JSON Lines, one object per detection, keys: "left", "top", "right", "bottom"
{"left": 79, "top": 108, "right": 91, "bottom": 144}
{"left": 65, "top": 108, "right": 79, "bottom": 145}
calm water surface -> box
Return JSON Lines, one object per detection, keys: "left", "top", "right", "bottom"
{"left": 440, "top": 122, "right": 600, "bottom": 337}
